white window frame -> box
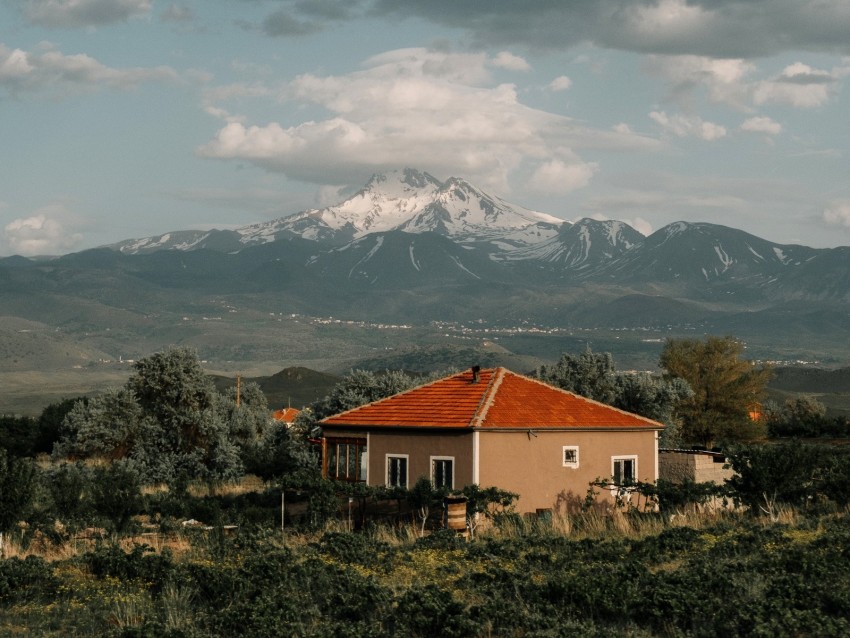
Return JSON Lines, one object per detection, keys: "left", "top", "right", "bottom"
{"left": 386, "top": 454, "right": 409, "bottom": 488}
{"left": 430, "top": 456, "right": 455, "bottom": 490}
{"left": 562, "top": 446, "right": 579, "bottom": 469}
{"left": 611, "top": 455, "right": 638, "bottom": 485}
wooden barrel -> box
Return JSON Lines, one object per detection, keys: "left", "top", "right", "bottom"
{"left": 444, "top": 496, "right": 468, "bottom": 531}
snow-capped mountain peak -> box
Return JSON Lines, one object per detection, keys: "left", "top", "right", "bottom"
{"left": 262, "top": 168, "right": 565, "bottom": 249}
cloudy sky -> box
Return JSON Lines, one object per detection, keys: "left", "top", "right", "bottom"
{"left": 2, "top": 0, "right": 849, "bottom": 256}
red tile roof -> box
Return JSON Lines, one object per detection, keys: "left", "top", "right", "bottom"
{"left": 321, "top": 367, "right": 663, "bottom": 430}
{"left": 272, "top": 407, "right": 301, "bottom": 423}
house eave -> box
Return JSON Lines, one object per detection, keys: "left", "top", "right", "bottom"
{"left": 321, "top": 423, "right": 664, "bottom": 433}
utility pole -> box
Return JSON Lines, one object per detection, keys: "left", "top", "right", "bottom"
{"left": 236, "top": 374, "right": 241, "bottom": 407}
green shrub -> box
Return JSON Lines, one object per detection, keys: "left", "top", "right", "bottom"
{"left": 89, "top": 460, "right": 144, "bottom": 534}
{"left": 84, "top": 544, "right": 175, "bottom": 590}
{"left": 393, "top": 583, "right": 478, "bottom": 638}
{"left": 0, "top": 555, "right": 57, "bottom": 604}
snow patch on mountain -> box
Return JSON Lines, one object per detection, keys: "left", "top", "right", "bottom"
{"left": 450, "top": 255, "right": 481, "bottom": 279}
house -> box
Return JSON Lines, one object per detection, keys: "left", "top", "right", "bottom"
{"left": 320, "top": 366, "right": 664, "bottom": 514}
{"left": 272, "top": 407, "right": 301, "bottom": 426}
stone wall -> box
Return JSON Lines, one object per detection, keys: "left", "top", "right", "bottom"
{"left": 659, "top": 450, "right": 734, "bottom": 485}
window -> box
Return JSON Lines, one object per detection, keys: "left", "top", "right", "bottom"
{"left": 612, "top": 456, "right": 637, "bottom": 485}
{"left": 431, "top": 456, "right": 454, "bottom": 490}
{"left": 325, "top": 438, "right": 367, "bottom": 482}
{"left": 562, "top": 446, "right": 579, "bottom": 468}
{"left": 386, "top": 455, "right": 408, "bottom": 488}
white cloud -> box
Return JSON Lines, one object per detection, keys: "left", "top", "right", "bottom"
{"left": 623, "top": 0, "right": 713, "bottom": 43}
{"left": 753, "top": 62, "right": 842, "bottom": 108}
{"left": 628, "top": 217, "right": 653, "bottom": 236}
{"left": 199, "top": 48, "right": 650, "bottom": 195}
{"left": 586, "top": 212, "right": 653, "bottom": 236}
{"left": 649, "top": 111, "right": 726, "bottom": 140}
{"left": 3, "top": 207, "right": 84, "bottom": 256}
{"left": 362, "top": 48, "right": 493, "bottom": 86}
{"left": 823, "top": 201, "right": 850, "bottom": 227}
{"left": 491, "top": 51, "right": 531, "bottom": 72}
{"left": 529, "top": 159, "right": 598, "bottom": 194}
{"left": 548, "top": 75, "right": 572, "bottom": 91}
{"left": 740, "top": 116, "right": 782, "bottom": 135}
{"left": 647, "top": 55, "right": 850, "bottom": 113}
{"left": 0, "top": 43, "right": 177, "bottom": 97}
{"left": 22, "top": 0, "right": 151, "bottom": 28}
{"left": 645, "top": 55, "right": 754, "bottom": 110}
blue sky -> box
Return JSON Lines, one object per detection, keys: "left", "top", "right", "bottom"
{"left": 2, "top": 0, "right": 849, "bottom": 256}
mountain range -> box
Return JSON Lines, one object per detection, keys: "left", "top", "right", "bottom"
{"left": 2, "top": 167, "right": 850, "bottom": 382}
{"left": 105, "top": 168, "right": 849, "bottom": 303}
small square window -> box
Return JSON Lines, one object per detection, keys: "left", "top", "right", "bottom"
{"left": 562, "top": 446, "right": 579, "bottom": 468}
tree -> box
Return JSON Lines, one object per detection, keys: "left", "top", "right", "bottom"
{"left": 0, "top": 449, "right": 37, "bottom": 556}
{"left": 44, "top": 462, "right": 89, "bottom": 530}
{"left": 660, "top": 336, "right": 772, "bottom": 447}
{"left": 767, "top": 396, "right": 831, "bottom": 438}
{"left": 408, "top": 476, "right": 444, "bottom": 536}
{"left": 34, "top": 398, "right": 80, "bottom": 456}
{"left": 245, "top": 421, "right": 318, "bottom": 483}
{"left": 55, "top": 387, "right": 142, "bottom": 460}
{"left": 535, "top": 348, "right": 618, "bottom": 404}
{"left": 311, "top": 369, "right": 420, "bottom": 421}
{"left": 0, "top": 416, "right": 37, "bottom": 459}
{"left": 612, "top": 374, "right": 693, "bottom": 447}
{"left": 88, "top": 460, "right": 143, "bottom": 534}
{"left": 725, "top": 443, "right": 825, "bottom": 516}
{"left": 55, "top": 347, "right": 244, "bottom": 488}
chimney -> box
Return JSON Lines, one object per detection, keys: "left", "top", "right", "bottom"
{"left": 471, "top": 365, "right": 481, "bottom": 383}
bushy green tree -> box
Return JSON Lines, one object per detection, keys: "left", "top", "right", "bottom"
{"left": 44, "top": 462, "right": 89, "bottom": 529}
{"left": 408, "top": 475, "right": 446, "bottom": 536}
{"left": 0, "top": 416, "right": 37, "bottom": 459}
{"left": 310, "top": 369, "right": 418, "bottom": 420}
{"left": 535, "top": 347, "right": 618, "bottom": 404}
{"left": 55, "top": 347, "right": 245, "bottom": 488}
{"left": 88, "top": 460, "right": 143, "bottom": 534}
{"left": 725, "top": 443, "right": 837, "bottom": 514}
{"left": 245, "top": 421, "right": 318, "bottom": 482}
{"left": 55, "top": 387, "right": 142, "bottom": 460}
{"left": 0, "top": 449, "right": 37, "bottom": 556}
{"left": 613, "top": 373, "right": 693, "bottom": 447}
{"left": 34, "top": 398, "right": 80, "bottom": 456}
{"left": 767, "top": 396, "right": 834, "bottom": 438}
{"left": 660, "top": 336, "right": 772, "bottom": 447}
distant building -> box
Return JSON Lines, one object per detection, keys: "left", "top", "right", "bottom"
{"left": 320, "top": 367, "right": 664, "bottom": 514}
{"left": 272, "top": 407, "right": 301, "bottom": 426}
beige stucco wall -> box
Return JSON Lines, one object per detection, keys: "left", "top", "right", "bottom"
{"left": 478, "top": 429, "right": 659, "bottom": 514}
{"left": 366, "top": 430, "right": 474, "bottom": 488}
{"left": 322, "top": 426, "right": 660, "bottom": 515}
{"left": 322, "top": 427, "right": 475, "bottom": 488}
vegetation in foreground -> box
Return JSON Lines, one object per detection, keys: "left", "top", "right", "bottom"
{"left": 2, "top": 501, "right": 850, "bottom": 637}
{"left": 2, "top": 338, "right": 850, "bottom": 636}
{"left": 3, "top": 435, "right": 850, "bottom": 637}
